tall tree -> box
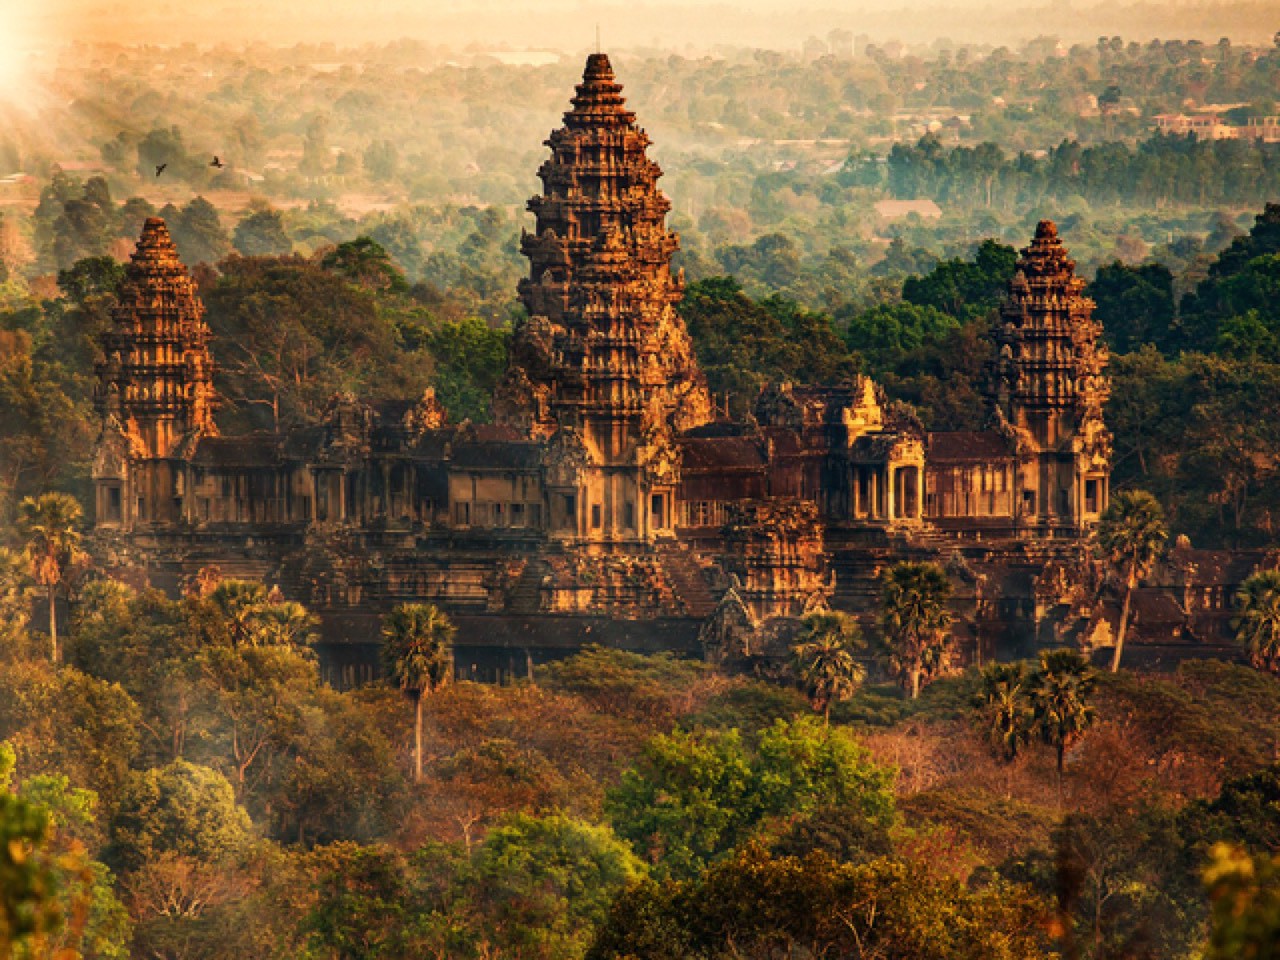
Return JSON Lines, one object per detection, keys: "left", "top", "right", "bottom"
{"left": 790, "top": 611, "right": 866, "bottom": 724}
{"left": 974, "top": 661, "right": 1032, "bottom": 762}
{"left": 1096, "top": 490, "right": 1168, "bottom": 672}
{"left": 1027, "top": 649, "right": 1096, "bottom": 780}
{"left": 207, "top": 580, "right": 270, "bottom": 647}
{"left": 878, "top": 561, "right": 954, "bottom": 699}
{"left": 380, "top": 603, "right": 454, "bottom": 782}
{"left": 18, "top": 493, "right": 84, "bottom": 663}
{"left": 1232, "top": 569, "right": 1280, "bottom": 676}
{"left": 232, "top": 208, "right": 292, "bottom": 257}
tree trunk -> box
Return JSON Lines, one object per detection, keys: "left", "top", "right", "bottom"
{"left": 823, "top": 702, "right": 831, "bottom": 727}
{"left": 48, "top": 584, "right": 58, "bottom": 664}
{"left": 414, "top": 695, "right": 423, "bottom": 783}
{"left": 1111, "top": 572, "right": 1136, "bottom": 673}
{"left": 910, "top": 668, "right": 921, "bottom": 700}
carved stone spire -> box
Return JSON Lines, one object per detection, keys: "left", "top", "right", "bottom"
{"left": 494, "top": 53, "right": 711, "bottom": 542}
{"left": 496, "top": 52, "right": 712, "bottom": 445}
{"left": 990, "top": 220, "right": 1111, "bottom": 530}
{"left": 95, "top": 217, "right": 217, "bottom": 459}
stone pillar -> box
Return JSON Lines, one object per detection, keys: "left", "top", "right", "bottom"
{"left": 887, "top": 467, "right": 896, "bottom": 521}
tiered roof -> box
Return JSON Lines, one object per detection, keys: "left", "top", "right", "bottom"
{"left": 990, "top": 219, "right": 1110, "bottom": 445}
{"left": 95, "top": 218, "right": 217, "bottom": 456}
{"left": 498, "top": 53, "right": 711, "bottom": 444}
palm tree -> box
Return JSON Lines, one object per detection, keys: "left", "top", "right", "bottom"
{"left": 381, "top": 603, "right": 455, "bottom": 782}
{"left": 1096, "top": 490, "right": 1167, "bottom": 673}
{"left": 791, "top": 611, "right": 866, "bottom": 724}
{"left": 208, "top": 580, "right": 270, "bottom": 646}
{"left": 878, "top": 561, "right": 954, "bottom": 699}
{"left": 18, "top": 493, "right": 84, "bottom": 663}
{"left": 975, "top": 662, "right": 1032, "bottom": 762}
{"left": 1027, "top": 649, "right": 1097, "bottom": 782}
{"left": 1232, "top": 569, "right": 1280, "bottom": 675}
{"left": 256, "top": 601, "right": 318, "bottom": 647}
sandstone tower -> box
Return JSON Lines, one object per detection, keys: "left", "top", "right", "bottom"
{"left": 92, "top": 218, "right": 217, "bottom": 528}
{"left": 990, "top": 220, "right": 1111, "bottom": 534}
{"left": 496, "top": 53, "right": 713, "bottom": 543}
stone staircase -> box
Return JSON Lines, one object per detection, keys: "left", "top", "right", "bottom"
{"left": 657, "top": 543, "right": 719, "bottom": 618}
{"left": 505, "top": 559, "right": 550, "bottom": 614}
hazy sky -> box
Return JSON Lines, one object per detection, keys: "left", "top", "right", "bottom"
{"left": 6, "top": 0, "right": 1278, "bottom": 53}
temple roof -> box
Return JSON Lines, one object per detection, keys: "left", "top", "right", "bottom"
{"left": 565, "top": 53, "right": 636, "bottom": 128}
{"left": 451, "top": 440, "right": 543, "bottom": 470}
{"left": 678, "top": 435, "right": 768, "bottom": 471}
{"left": 927, "top": 430, "right": 1014, "bottom": 463}
{"left": 192, "top": 435, "right": 282, "bottom": 468}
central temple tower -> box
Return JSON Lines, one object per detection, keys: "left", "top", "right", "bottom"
{"left": 496, "top": 53, "right": 712, "bottom": 544}
{"left": 990, "top": 220, "right": 1111, "bottom": 534}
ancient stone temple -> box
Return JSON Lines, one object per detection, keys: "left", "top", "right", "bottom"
{"left": 925, "top": 220, "right": 1111, "bottom": 537}
{"left": 496, "top": 52, "right": 712, "bottom": 544}
{"left": 990, "top": 220, "right": 1112, "bottom": 533}
{"left": 92, "top": 218, "right": 217, "bottom": 529}
{"left": 91, "top": 55, "right": 1124, "bottom": 680}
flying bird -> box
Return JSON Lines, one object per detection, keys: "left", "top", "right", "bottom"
{"left": 210, "top": 156, "right": 224, "bottom": 168}
{"left": 154, "top": 163, "right": 167, "bottom": 177}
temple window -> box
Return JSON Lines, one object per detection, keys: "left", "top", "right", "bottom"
{"left": 591, "top": 504, "right": 602, "bottom": 529}
{"left": 511, "top": 503, "right": 525, "bottom": 527}
{"left": 105, "top": 486, "right": 122, "bottom": 523}
{"left": 1085, "top": 479, "right": 1099, "bottom": 514}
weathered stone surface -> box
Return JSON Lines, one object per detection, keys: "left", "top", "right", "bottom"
{"left": 92, "top": 61, "right": 1244, "bottom": 682}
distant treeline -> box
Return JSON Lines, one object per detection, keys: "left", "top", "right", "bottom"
{"left": 853, "top": 133, "right": 1280, "bottom": 209}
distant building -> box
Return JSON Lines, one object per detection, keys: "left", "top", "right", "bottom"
{"left": 1153, "top": 113, "right": 1238, "bottom": 139}
{"left": 827, "top": 29, "right": 854, "bottom": 59}
{"left": 1239, "top": 117, "right": 1280, "bottom": 142}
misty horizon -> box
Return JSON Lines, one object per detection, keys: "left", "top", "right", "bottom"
{"left": 6, "top": 0, "right": 1279, "bottom": 56}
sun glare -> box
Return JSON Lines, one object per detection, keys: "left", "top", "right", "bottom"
{"left": 0, "top": 11, "right": 36, "bottom": 107}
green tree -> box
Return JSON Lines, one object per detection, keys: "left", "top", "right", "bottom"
{"left": 470, "top": 813, "right": 645, "bottom": 960}
{"left": 168, "top": 196, "right": 232, "bottom": 266}
{"left": 381, "top": 603, "right": 454, "bottom": 783}
{"left": 232, "top": 208, "right": 291, "bottom": 257}
{"left": 588, "top": 845, "right": 1052, "bottom": 960}
{"left": 321, "top": 236, "right": 407, "bottom": 293}
{"left": 18, "top": 492, "right": 84, "bottom": 663}
{"left": 206, "top": 580, "right": 270, "bottom": 647}
{"left": 0, "top": 743, "right": 77, "bottom": 959}
{"left": 974, "top": 661, "right": 1032, "bottom": 762}
{"left": 840, "top": 301, "right": 958, "bottom": 372}
{"left": 0, "top": 548, "right": 31, "bottom": 657}
{"left": 1086, "top": 261, "right": 1176, "bottom": 354}
{"left": 878, "top": 561, "right": 954, "bottom": 699}
{"left": 790, "top": 611, "right": 866, "bottom": 724}
{"left": 1096, "top": 489, "right": 1167, "bottom": 672}
{"left": 1027, "top": 649, "right": 1096, "bottom": 778}
{"left": 1233, "top": 569, "right": 1280, "bottom": 676}
{"left": 606, "top": 719, "right": 894, "bottom": 880}
{"left": 901, "top": 238, "right": 1017, "bottom": 322}
{"left": 0, "top": 742, "right": 131, "bottom": 960}
{"left": 1204, "top": 844, "right": 1280, "bottom": 960}
{"left": 305, "top": 842, "right": 438, "bottom": 960}
{"left": 107, "top": 760, "right": 252, "bottom": 873}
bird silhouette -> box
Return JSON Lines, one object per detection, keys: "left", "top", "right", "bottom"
{"left": 154, "top": 163, "right": 167, "bottom": 177}
{"left": 210, "top": 156, "right": 224, "bottom": 168}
